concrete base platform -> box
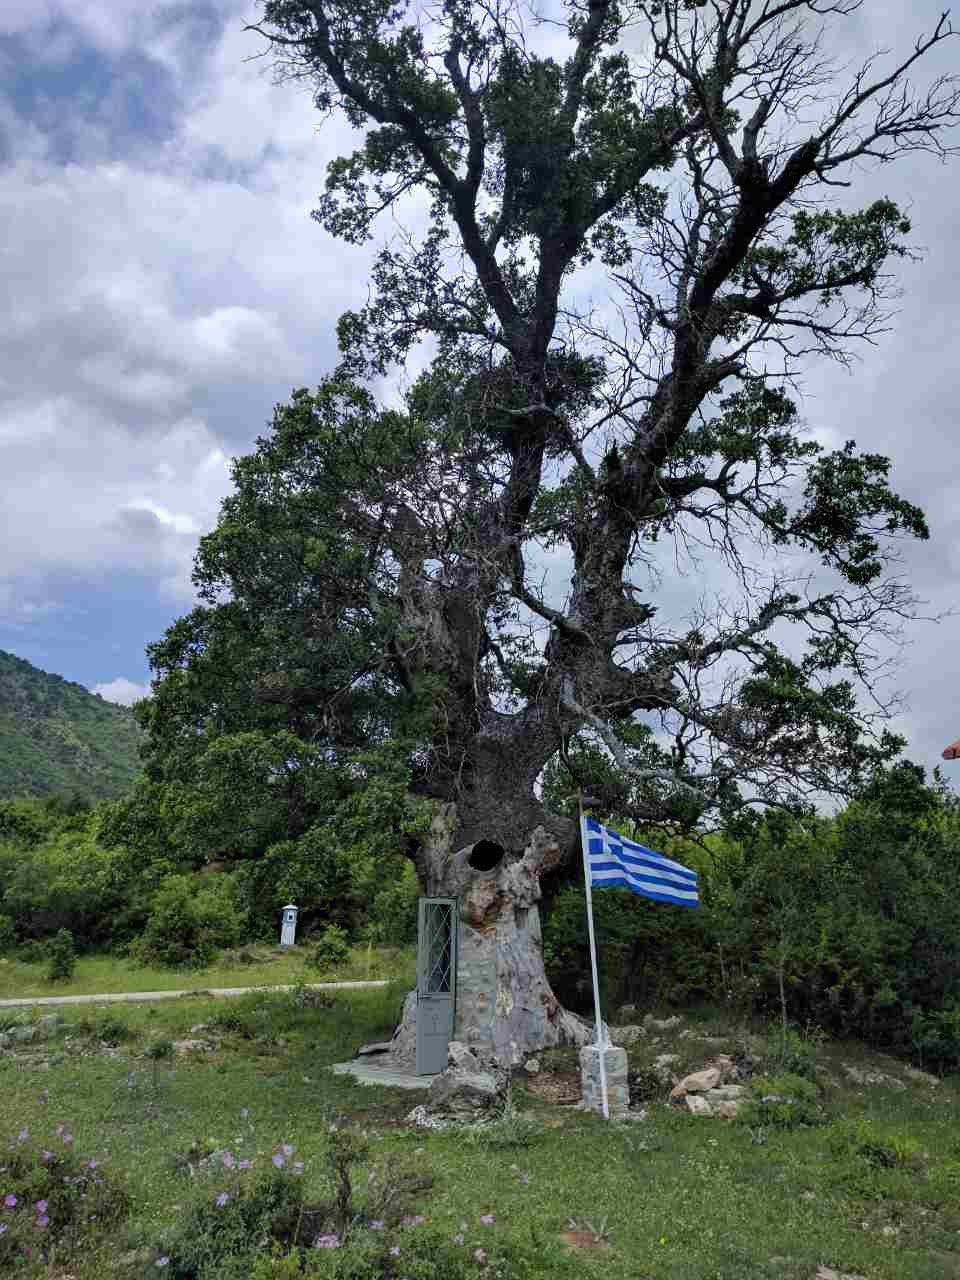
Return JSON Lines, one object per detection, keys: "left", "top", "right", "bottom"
{"left": 329, "top": 1059, "right": 439, "bottom": 1090}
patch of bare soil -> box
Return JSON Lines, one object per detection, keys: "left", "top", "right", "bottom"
{"left": 522, "top": 1072, "right": 581, "bottom": 1105}
{"left": 559, "top": 1230, "right": 613, "bottom": 1253}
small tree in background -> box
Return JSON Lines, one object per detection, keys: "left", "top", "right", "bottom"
{"left": 46, "top": 928, "right": 77, "bottom": 983}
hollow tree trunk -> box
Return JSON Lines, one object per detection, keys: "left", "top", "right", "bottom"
{"left": 386, "top": 798, "right": 594, "bottom": 1070}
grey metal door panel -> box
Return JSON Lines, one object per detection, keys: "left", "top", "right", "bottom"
{"left": 416, "top": 898, "right": 457, "bottom": 1075}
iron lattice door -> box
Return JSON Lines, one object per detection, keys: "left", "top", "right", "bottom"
{"left": 416, "top": 897, "right": 457, "bottom": 1075}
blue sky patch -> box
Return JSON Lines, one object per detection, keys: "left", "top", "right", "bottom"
{"left": 0, "top": 7, "right": 224, "bottom": 167}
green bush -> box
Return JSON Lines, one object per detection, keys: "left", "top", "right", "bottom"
{"left": 0, "top": 810, "right": 137, "bottom": 951}
{"left": 147, "top": 1126, "right": 440, "bottom": 1280}
{"left": 363, "top": 861, "right": 420, "bottom": 946}
{"left": 148, "top": 1165, "right": 305, "bottom": 1279}
{"left": 45, "top": 928, "right": 77, "bottom": 982}
{"left": 737, "top": 1073, "right": 825, "bottom": 1130}
{"left": 758, "top": 1024, "right": 824, "bottom": 1081}
{"left": 304, "top": 925, "right": 351, "bottom": 973}
{"left": 17, "top": 938, "right": 48, "bottom": 964}
{"left": 132, "top": 874, "right": 247, "bottom": 969}
{"left": 0, "top": 1127, "right": 130, "bottom": 1268}
{"left": 828, "top": 1117, "right": 924, "bottom": 1169}
{"left": 0, "top": 912, "right": 15, "bottom": 952}
{"left": 911, "top": 1002, "right": 960, "bottom": 1071}
{"left": 93, "top": 1012, "right": 133, "bottom": 1045}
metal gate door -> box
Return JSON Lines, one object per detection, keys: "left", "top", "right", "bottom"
{"left": 416, "top": 897, "right": 457, "bottom": 1075}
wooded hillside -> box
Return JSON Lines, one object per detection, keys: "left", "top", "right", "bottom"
{"left": 0, "top": 650, "right": 144, "bottom": 801}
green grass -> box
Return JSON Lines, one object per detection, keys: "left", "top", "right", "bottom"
{"left": 1, "top": 989, "right": 958, "bottom": 1279}
{"left": 0, "top": 943, "right": 416, "bottom": 999}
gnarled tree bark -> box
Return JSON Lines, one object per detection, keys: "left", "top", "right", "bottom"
{"left": 387, "top": 801, "right": 593, "bottom": 1069}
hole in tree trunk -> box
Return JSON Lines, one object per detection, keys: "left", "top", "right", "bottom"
{"left": 467, "top": 839, "right": 506, "bottom": 872}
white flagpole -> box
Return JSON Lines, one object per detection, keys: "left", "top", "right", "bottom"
{"left": 578, "top": 792, "right": 609, "bottom": 1120}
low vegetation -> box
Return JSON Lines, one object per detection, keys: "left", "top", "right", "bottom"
{"left": 0, "top": 988, "right": 957, "bottom": 1279}
{"left": 0, "top": 943, "right": 415, "bottom": 1001}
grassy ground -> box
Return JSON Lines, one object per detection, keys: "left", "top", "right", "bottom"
{"left": 0, "top": 989, "right": 958, "bottom": 1280}
{"left": 0, "top": 943, "right": 416, "bottom": 999}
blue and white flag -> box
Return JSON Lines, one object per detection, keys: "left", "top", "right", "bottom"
{"left": 581, "top": 815, "right": 699, "bottom": 908}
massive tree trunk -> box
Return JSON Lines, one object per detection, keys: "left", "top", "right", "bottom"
{"left": 386, "top": 797, "right": 594, "bottom": 1070}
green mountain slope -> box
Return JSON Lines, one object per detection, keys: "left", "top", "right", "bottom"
{"left": 0, "top": 649, "right": 146, "bottom": 801}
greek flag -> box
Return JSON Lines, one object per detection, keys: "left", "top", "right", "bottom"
{"left": 581, "top": 815, "right": 699, "bottom": 908}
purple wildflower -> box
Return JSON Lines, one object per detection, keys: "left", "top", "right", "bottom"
{"left": 369, "top": 1220, "right": 385, "bottom": 1231}
{"left": 155, "top": 1257, "right": 170, "bottom": 1268}
{"left": 0, "top": 1224, "right": 6, "bottom": 1236}
{"left": 35, "top": 1200, "right": 48, "bottom": 1214}
{"left": 389, "top": 1246, "right": 401, "bottom": 1257}
{"left": 453, "top": 1233, "right": 465, "bottom": 1246}
{"left": 474, "top": 1248, "right": 488, "bottom": 1264}
{"left": 238, "top": 1160, "right": 251, "bottom": 1171}
{"left": 271, "top": 1154, "right": 285, "bottom": 1169}
{"left": 479, "top": 1214, "right": 495, "bottom": 1225}
{"left": 37, "top": 1215, "right": 50, "bottom": 1228}
{"left": 4, "top": 1194, "right": 17, "bottom": 1208}
{"left": 403, "top": 1214, "right": 425, "bottom": 1226}
{"left": 314, "top": 1234, "right": 341, "bottom": 1249}
{"left": 40, "top": 1151, "right": 54, "bottom": 1163}
{"left": 215, "top": 1192, "right": 230, "bottom": 1208}
{"left": 222, "top": 1153, "right": 235, "bottom": 1170}
{"left": 281, "top": 1144, "right": 294, "bottom": 1156}
{"left": 17, "top": 1128, "right": 28, "bottom": 1143}
{"left": 62, "top": 1133, "right": 73, "bottom": 1146}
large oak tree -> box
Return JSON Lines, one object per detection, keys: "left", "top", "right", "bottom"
{"left": 118, "top": 0, "right": 959, "bottom": 1063}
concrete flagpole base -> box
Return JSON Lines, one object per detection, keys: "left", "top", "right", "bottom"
{"left": 580, "top": 1042, "right": 629, "bottom": 1119}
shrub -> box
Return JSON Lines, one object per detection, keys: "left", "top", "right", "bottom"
{"left": 148, "top": 1165, "right": 305, "bottom": 1279}
{"left": 911, "top": 1002, "right": 960, "bottom": 1072}
{"left": 0, "top": 912, "right": 15, "bottom": 952}
{"left": 363, "top": 861, "right": 420, "bottom": 947}
{"left": 17, "top": 938, "right": 48, "bottom": 965}
{"left": 0, "top": 1127, "right": 130, "bottom": 1268}
{"left": 0, "top": 817, "right": 129, "bottom": 949}
{"left": 94, "top": 1012, "right": 133, "bottom": 1045}
{"left": 132, "top": 874, "right": 247, "bottom": 969}
{"left": 45, "top": 928, "right": 76, "bottom": 982}
{"left": 758, "top": 1024, "right": 824, "bottom": 1082}
{"left": 304, "top": 925, "right": 351, "bottom": 973}
{"left": 736, "top": 1073, "right": 825, "bottom": 1130}
{"left": 628, "top": 1062, "right": 673, "bottom": 1104}
{"left": 828, "top": 1118, "right": 924, "bottom": 1169}
{"left": 148, "top": 1126, "right": 437, "bottom": 1280}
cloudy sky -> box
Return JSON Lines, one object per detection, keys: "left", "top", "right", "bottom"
{"left": 1, "top": 0, "right": 959, "bottom": 788}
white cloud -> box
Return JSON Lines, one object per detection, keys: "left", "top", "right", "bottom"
{"left": 0, "top": 0, "right": 958, "bottom": 783}
{"left": 91, "top": 675, "right": 151, "bottom": 705}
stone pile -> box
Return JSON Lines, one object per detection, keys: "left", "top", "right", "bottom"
{"left": 406, "top": 1041, "right": 509, "bottom": 1129}
{"left": 0, "top": 1012, "right": 65, "bottom": 1049}
{"left": 667, "top": 1056, "right": 747, "bottom": 1117}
